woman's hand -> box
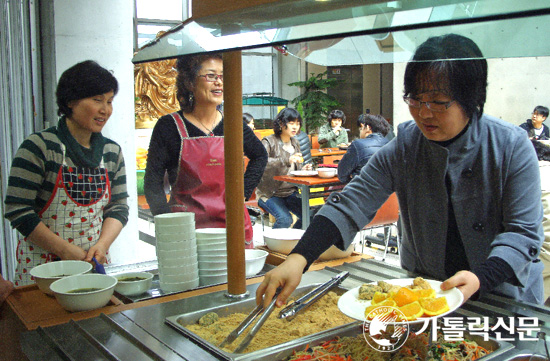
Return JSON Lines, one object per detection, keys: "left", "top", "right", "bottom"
{"left": 59, "top": 243, "right": 88, "bottom": 261}
{"left": 289, "top": 153, "right": 304, "bottom": 164}
{"left": 256, "top": 253, "right": 307, "bottom": 309}
{"left": 85, "top": 243, "right": 109, "bottom": 264}
{"left": 441, "top": 270, "right": 480, "bottom": 304}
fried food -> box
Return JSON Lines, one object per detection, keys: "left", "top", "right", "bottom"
{"left": 358, "top": 284, "right": 382, "bottom": 300}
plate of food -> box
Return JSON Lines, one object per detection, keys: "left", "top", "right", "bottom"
{"left": 290, "top": 170, "right": 318, "bottom": 177}
{"left": 337, "top": 277, "right": 463, "bottom": 324}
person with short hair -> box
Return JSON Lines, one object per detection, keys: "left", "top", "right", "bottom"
{"left": 257, "top": 34, "right": 544, "bottom": 308}
{"left": 144, "top": 53, "right": 267, "bottom": 247}
{"left": 520, "top": 105, "right": 549, "bottom": 140}
{"left": 256, "top": 108, "right": 312, "bottom": 229}
{"left": 4, "top": 60, "right": 129, "bottom": 286}
{"left": 243, "top": 112, "right": 255, "bottom": 130}
{"left": 317, "top": 109, "right": 349, "bottom": 148}
{"left": 337, "top": 114, "right": 391, "bottom": 183}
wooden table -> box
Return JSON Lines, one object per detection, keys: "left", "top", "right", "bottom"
{"left": 310, "top": 148, "right": 347, "bottom": 157}
{"left": 273, "top": 174, "right": 345, "bottom": 229}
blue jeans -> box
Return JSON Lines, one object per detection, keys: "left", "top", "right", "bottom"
{"left": 258, "top": 192, "right": 303, "bottom": 229}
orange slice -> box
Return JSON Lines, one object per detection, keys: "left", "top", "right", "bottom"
{"left": 371, "top": 291, "right": 388, "bottom": 305}
{"left": 393, "top": 287, "right": 419, "bottom": 307}
{"left": 398, "top": 301, "right": 424, "bottom": 321}
{"left": 364, "top": 299, "right": 397, "bottom": 319}
{"left": 419, "top": 297, "right": 450, "bottom": 317}
{"left": 413, "top": 288, "right": 436, "bottom": 299}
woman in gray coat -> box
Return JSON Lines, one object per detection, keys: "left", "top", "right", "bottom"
{"left": 257, "top": 34, "right": 544, "bottom": 308}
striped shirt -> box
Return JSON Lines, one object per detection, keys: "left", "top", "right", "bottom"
{"left": 4, "top": 117, "right": 129, "bottom": 237}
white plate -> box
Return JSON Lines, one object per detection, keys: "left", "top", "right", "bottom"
{"left": 290, "top": 170, "right": 318, "bottom": 177}
{"left": 337, "top": 278, "right": 463, "bottom": 324}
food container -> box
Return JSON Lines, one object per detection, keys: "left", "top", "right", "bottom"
{"left": 159, "top": 277, "right": 199, "bottom": 292}
{"left": 158, "top": 261, "right": 199, "bottom": 275}
{"left": 30, "top": 260, "right": 93, "bottom": 295}
{"left": 317, "top": 167, "right": 337, "bottom": 178}
{"left": 244, "top": 249, "right": 268, "bottom": 277}
{"left": 49, "top": 274, "right": 118, "bottom": 312}
{"left": 154, "top": 212, "right": 195, "bottom": 225}
{"left": 156, "top": 248, "right": 197, "bottom": 260}
{"left": 159, "top": 269, "right": 199, "bottom": 283}
{"left": 158, "top": 253, "right": 197, "bottom": 267}
{"left": 195, "top": 228, "right": 226, "bottom": 240}
{"left": 199, "top": 273, "right": 228, "bottom": 286}
{"left": 198, "top": 259, "right": 227, "bottom": 270}
{"left": 156, "top": 238, "right": 197, "bottom": 252}
{"left": 264, "top": 228, "right": 354, "bottom": 260}
{"left": 114, "top": 272, "right": 154, "bottom": 296}
{"left": 155, "top": 224, "right": 196, "bottom": 238}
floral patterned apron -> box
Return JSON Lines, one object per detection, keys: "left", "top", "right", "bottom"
{"left": 15, "top": 144, "right": 111, "bottom": 286}
{"left": 168, "top": 112, "right": 253, "bottom": 247}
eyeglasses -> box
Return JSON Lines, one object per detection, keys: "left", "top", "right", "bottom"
{"left": 198, "top": 73, "right": 223, "bottom": 82}
{"left": 403, "top": 96, "right": 455, "bottom": 112}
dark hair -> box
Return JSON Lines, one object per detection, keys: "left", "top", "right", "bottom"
{"left": 357, "top": 114, "right": 391, "bottom": 136}
{"left": 56, "top": 60, "right": 118, "bottom": 117}
{"left": 176, "top": 53, "right": 223, "bottom": 112}
{"left": 243, "top": 112, "right": 254, "bottom": 124}
{"left": 534, "top": 105, "right": 549, "bottom": 118}
{"left": 273, "top": 108, "right": 302, "bottom": 136}
{"left": 404, "top": 34, "right": 487, "bottom": 120}
{"left": 327, "top": 109, "right": 346, "bottom": 125}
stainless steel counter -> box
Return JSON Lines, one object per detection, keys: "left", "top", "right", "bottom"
{"left": 20, "top": 259, "right": 550, "bottom": 360}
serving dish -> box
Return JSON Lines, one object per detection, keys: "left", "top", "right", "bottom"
{"left": 263, "top": 228, "right": 354, "bottom": 260}
{"left": 49, "top": 274, "right": 118, "bottom": 312}
{"left": 317, "top": 167, "right": 337, "bottom": 178}
{"left": 337, "top": 278, "right": 463, "bottom": 323}
{"left": 30, "top": 260, "right": 93, "bottom": 295}
{"left": 114, "top": 271, "right": 154, "bottom": 296}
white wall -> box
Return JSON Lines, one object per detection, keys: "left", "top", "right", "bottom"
{"left": 53, "top": 0, "right": 142, "bottom": 265}
{"left": 393, "top": 57, "right": 550, "bottom": 130}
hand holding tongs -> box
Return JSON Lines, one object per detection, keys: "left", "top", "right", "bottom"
{"left": 219, "top": 288, "right": 281, "bottom": 353}
{"left": 278, "top": 271, "right": 349, "bottom": 321}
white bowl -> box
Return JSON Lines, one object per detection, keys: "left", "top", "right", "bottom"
{"left": 154, "top": 212, "right": 195, "bottom": 225}
{"left": 49, "top": 274, "right": 118, "bottom": 312}
{"left": 198, "top": 260, "right": 227, "bottom": 270}
{"left": 197, "top": 254, "right": 227, "bottom": 262}
{"left": 200, "top": 273, "right": 227, "bottom": 286}
{"left": 155, "top": 229, "right": 196, "bottom": 242}
{"left": 30, "top": 260, "right": 93, "bottom": 295}
{"left": 195, "top": 228, "right": 226, "bottom": 238}
{"left": 156, "top": 247, "right": 197, "bottom": 260}
{"left": 199, "top": 268, "right": 228, "bottom": 276}
{"left": 155, "top": 224, "right": 195, "bottom": 237}
{"left": 158, "top": 261, "right": 199, "bottom": 275}
{"left": 317, "top": 167, "right": 337, "bottom": 178}
{"left": 245, "top": 249, "right": 268, "bottom": 277}
{"left": 159, "top": 269, "right": 199, "bottom": 283}
{"left": 114, "top": 272, "right": 153, "bottom": 296}
{"left": 160, "top": 277, "right": 199, "bottom": 292}
{"left": 197, "top": 243, "right": 226, "bottom": 252}
{"left": 263, "top": 228, "right": 354, "bottom": 260}
{"left": 196, "top": 237, "right": 226, "bottom": 246}
{"left": 156, "top": 239, "right": 197, "bottom": 252}
{"left": 157, "top": 253, "right": 197, "bottom": 268}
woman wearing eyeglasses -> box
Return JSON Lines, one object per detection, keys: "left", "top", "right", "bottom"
{"left": 144, "top": 53, "right": 267, "bottom": 247}
{"left": 257, "top": 33, "right": 544, "bottom": 308}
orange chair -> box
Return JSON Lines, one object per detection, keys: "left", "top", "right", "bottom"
{"left": 359, "top": 193, "right": 399, "bottom": 261}
{"left": 311, "top": 135, "right": 320, "bottom": 150}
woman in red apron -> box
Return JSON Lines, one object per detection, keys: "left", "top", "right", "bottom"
{"left": 5, "top": 61, "right": 129, "bottom": 286}
{"left": 144, "top": 53, "right": 267, "bottom": 248}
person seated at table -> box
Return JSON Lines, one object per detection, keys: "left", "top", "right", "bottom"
{"left": 317, "top": 109, "right": 349, "bottom": 148}
{"left": 256, "top": 108, "right": 312, "bottom": 229}
{"left": 243, "top": 112, "right": 255, "bottom": 130}
{"left": 520, "top": 105, "right": 549, "bottom": 140}
{"left": 337, "top": 114, "right": 391, "bottom": 183}
{"left": 257, "top": 33, "right": 544, "bottom": 309}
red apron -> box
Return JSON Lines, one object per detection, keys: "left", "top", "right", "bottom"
{"left": 168, "top": 112, "right": 253, "bottom": 247}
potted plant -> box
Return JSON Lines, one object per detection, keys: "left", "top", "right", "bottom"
{"left": 288, "top": 70, "right": 342, "bottom": 134}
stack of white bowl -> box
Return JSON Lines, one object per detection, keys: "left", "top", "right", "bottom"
{"left": 154, "top": 212, "right": 199, "bottom": 292}
{"left": 196, "top": 228, "right": 228, "bottom": 286}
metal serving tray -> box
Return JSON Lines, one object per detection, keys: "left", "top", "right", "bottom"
{"left": 165, "top": 284, "right": 357, "bottom": 361}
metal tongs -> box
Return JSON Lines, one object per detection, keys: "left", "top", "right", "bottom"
{"left": 278, "top": 271, "right": 349, "bottom": 321}
{"left": 219, "top": 288, "right": 282, "bottom": 353}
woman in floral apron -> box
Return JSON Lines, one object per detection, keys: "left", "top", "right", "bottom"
{"left": 4, "top": 61, "right": 129, "bottom": 286}
{"left": 144, "top": 53, "right": 267, "bottom": 248}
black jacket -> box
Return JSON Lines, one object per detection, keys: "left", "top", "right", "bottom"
{"left": 519, "top": 119, "right": 549, "bottom": 140}
{"left": 337, "top": 133, "right": 389, "bottom": 183}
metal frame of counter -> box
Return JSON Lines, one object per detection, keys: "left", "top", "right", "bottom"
{"left": 11, "top": 258, "right": 550, "bottom": 360}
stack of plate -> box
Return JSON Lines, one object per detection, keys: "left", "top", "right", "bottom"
{"left": 196, "top": 228, "right": 228, "bottom": 286}
{"left": 154, "top": 212, "right": 199, "bottom": 292}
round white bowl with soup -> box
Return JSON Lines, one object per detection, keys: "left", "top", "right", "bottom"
{"left": 30, "top": 260, "right": 93, "bottom": 295}
{"left": 263, "top": 228, "right": 354, "bottom": 260}
{"left": 114, "top": 272, "right": 154, "bottom": 296}
{"left": 49, "top": 274, "right": 118, "bottom": 312}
